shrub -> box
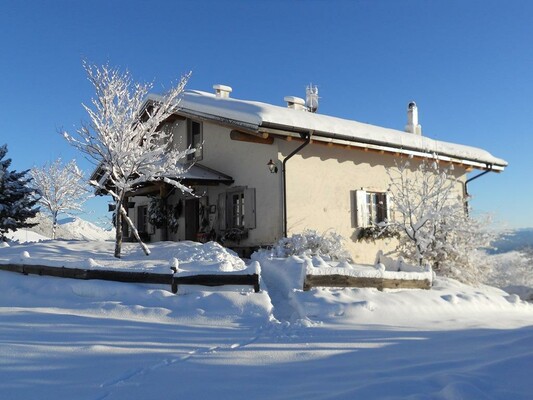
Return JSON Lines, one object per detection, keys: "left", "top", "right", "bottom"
{"left": 272, "top": 230, "right": 352, "bottom": 261}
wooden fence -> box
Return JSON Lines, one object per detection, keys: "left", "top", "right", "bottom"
{"left": 0, "top": 263, "right": 260, "bottom": 294}
{"left": 303, "top": 274, "right": 431, "bottom": 291}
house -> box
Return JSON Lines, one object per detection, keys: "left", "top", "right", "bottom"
{"left": 117, "top": 84, "right": 507, "bottom": 263}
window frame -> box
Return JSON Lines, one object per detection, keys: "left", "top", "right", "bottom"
{"left": 366, "top": 192, "right": 388, "bottom": 226}
{"left": 354, "top": 190, "right": 390, "bottom": 228}
{"left": 218, "top": 187, "right": 256, "bottom": 231}
{"left": 187, "top": 119, "right": 203, "bottom": 161}
{"left": 229, "top": 190, "right": 245, "bottom": 229}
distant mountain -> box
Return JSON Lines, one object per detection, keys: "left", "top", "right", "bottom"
{"left": 20, "top": 214, "right": 114, "bottom": 242}
{"left": 490, "top": 228, "right": 533, "bottom": 254}
{"left": 57, "top": 217, "right": 114, "bottom": 241}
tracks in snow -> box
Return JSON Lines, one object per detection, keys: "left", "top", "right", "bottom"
{"left": 97, "top": 331, "right": 261, "bottom": 397}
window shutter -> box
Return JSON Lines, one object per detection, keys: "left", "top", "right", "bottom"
{"left": 355, "top": 190, "right": 369, "bottom": 228}
{"left": 217, "top": 192, "right": 226, "bottom": 231}
{"left": 244, "top": 188, "right": 256, "bottom": 229}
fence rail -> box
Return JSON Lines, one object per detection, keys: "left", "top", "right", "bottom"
{"left": 303, "top": 274, "right": 431, "bottom": 291}
{"left": 0, "top": 264, "right": 260, "bottom": 294}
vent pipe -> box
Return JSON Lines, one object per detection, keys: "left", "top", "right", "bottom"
{"left": 405, "top": 101, "right": 422, "bottom": 135}
{"left": 213, "top": 84, "right": 232, "bottom": 98}
{"left": 284, "top": 96, "right": 306, "bottom": 111}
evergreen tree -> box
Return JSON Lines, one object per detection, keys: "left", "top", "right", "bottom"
{"left": 0, "top": 145, "right": 40, "bottom": 240}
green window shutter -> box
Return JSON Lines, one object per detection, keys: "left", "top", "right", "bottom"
{"left": 218, "top": 192, "right": 226, "bottom": 231}
{"left": 244, "top": 187, "right": 256, "bottom": 230}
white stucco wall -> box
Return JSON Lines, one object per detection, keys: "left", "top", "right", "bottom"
{"left": 282, "top": 141, "right": 467, "bottom": 264}
{"left": 188, "top": 122, "right": 284, "bottom": 246}
{"left": 135, "top": 117, "right": 468, "bottom": 264}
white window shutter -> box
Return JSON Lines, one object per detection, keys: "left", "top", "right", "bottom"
{"left": 218, "top": 192, "right": 226, "bottom": 231}
{"left": 244, "top": 188, "right": 256, "bottom": 229}
{"left": 355, "top": 190, "right": 369, "bottom": 228}
{"left": 384, "top": 192, "right": 391, "bottom": 222}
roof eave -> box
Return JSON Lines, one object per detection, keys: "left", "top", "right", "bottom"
{"left": 258, "top": 123, "right": 506, "bottom": 172}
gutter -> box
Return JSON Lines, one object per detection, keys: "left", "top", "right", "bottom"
{"left": 464, "top": 163, "right": 493, "bottom": 199}
{"left": 463, "top": 163, "right": 494, "bottom": 215}
{"left": 282, "top": 131, "right": 312, "bottom": 237}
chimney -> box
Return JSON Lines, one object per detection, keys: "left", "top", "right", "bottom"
{"left": 213, "top": 84, "right": 232, "bottom": 98}
{"left": 405, "top": 101, "right": 422, "bottom": 135}
{"left": 284, "top": 96, "right": 306, "bottom": 111}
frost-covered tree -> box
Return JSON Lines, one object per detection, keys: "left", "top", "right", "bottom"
{"left": 0, "top": 145, "right": 39, "bottom": 240}
{"left": 387, "top": 157, "right": 492, "bottom": 283}
{"left": 63, "top": 62, "right": 193, "bottom": 258}
{"left": 31, "top": 159, "right": 90, "bottom": 239}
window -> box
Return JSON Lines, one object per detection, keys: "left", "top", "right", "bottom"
{"left": 230, "top": 191, "right": 245, "bottom": 228}
{"left": 366, "top": 192, "right": 388, "bottom": 226}
{"left": 218, "top": 187, "right": 256, "bottom": 231}
{"left": 187, "top": 119, "right": 203, "bottom": 161}
{"left": 354, "top": 190, "right": 390, "bottom": 228}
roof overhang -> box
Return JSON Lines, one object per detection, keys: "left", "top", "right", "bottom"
{"left": 180, "top": 163, "right": 234, "bottom": 185}
{"left": 90, "top": 163, "right": 233, "bottom": 198}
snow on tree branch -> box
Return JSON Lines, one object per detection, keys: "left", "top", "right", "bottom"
{"left": 63, "top": 62, "right": 194, "bottom": 258}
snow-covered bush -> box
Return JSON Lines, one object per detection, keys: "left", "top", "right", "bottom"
{"left": 271, "top": 230, "right": 352, "bottom": 261}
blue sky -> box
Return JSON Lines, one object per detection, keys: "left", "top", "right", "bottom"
{"left": 1, "top": 0, "right": 532, "bottom": 229}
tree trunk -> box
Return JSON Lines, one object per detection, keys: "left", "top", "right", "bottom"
{"left": 114, "top": 199, "right": 123, "bottom": 258}
{"left": 160, "top": 185, "right": 168, "bottom": 241}
{"left": 120, "top": 205, "right": 150, "bottom": 256}
{"left": 52, "top": 211, "right": 58, "bottom": 240}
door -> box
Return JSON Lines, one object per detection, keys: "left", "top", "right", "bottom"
{"left": 184, "top": 199, "right": 200, "bottom": 241}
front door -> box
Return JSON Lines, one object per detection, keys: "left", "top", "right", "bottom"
{"left": 184, "top": 199, "right": 199, "bottom": 241}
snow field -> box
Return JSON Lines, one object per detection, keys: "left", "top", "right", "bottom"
{"left": 0, "top": 239, "right": 532, "bottom": 399}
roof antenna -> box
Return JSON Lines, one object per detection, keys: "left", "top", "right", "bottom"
{"left": 306, "top": 84, "right": 319, "bottom": 113}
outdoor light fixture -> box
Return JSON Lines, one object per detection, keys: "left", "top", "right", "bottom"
{"left": 267, "top": 159, "right": 278, "bottom": 173}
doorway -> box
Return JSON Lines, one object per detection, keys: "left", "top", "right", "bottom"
{"left": 184, "top": 199, "right": 199, "bottom": 241}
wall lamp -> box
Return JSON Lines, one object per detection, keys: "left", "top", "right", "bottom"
{"left": 267, "top": 159, "right": 278, "bottom": 174}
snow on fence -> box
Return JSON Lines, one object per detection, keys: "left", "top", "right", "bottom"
{"left": 303, "top": 254, "right": 433, "bottom": 291}
{"left": 0, "top": 263, "right": 260, "bottom": 294}
{"left": 303, "top": 274, "right": 432, "bottom": 291}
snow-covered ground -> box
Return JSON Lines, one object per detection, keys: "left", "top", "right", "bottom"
{"left": 0, "top": 239, "right": 532, "bottom": 399}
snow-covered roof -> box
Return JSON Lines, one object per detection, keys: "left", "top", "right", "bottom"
{"left": 163, "top": 90, "right": 507, "bottom": 171}
{"left": 181, "top": 164, "right": 233, "bottom": 184}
